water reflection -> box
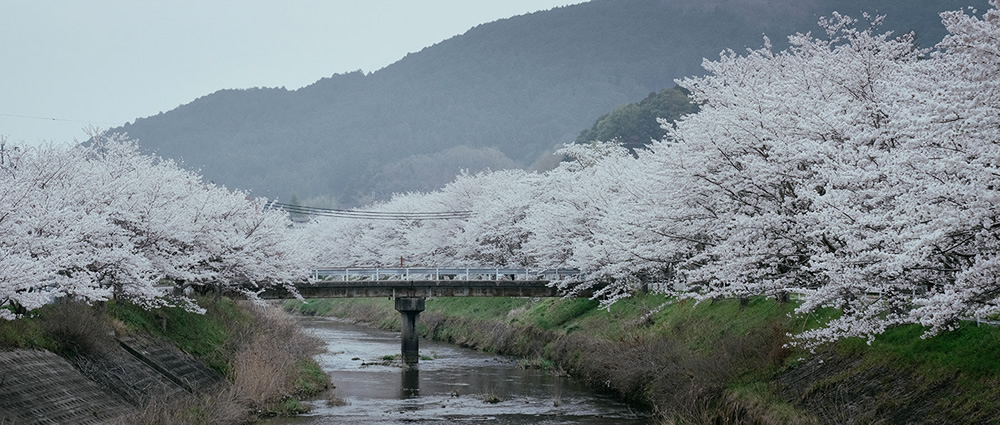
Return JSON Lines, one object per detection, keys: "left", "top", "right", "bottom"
{"left": 268, "top": 316, "right": 650, "bottom": 425}
{"left": 400, "top": 367, "right": 419, "bottom": 399}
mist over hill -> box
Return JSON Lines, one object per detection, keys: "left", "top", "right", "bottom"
{"left": 110, "top": 0, "right": 986, "bottom": 207}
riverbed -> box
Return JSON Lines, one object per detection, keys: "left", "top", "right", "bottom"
{"left": 268, "top": 316, "right": 652, "bottom": 424}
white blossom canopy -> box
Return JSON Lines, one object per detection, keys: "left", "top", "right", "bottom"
{"left": 0, "top": 135, "right": 310, "bottom": 319}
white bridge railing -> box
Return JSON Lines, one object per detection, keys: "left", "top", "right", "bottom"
{"left": 311, "top": 267, "right": 580, "bottom": 282}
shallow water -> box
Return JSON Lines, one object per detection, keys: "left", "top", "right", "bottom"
{"left": 268, "top": 316, "right": 651, "bottom": 425}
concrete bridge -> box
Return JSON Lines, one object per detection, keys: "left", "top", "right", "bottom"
{"left": 262, "top": 267, "right": 583, "bottom": 364}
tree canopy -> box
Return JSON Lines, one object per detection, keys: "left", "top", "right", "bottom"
{"left": 0, "top": 135, "right": 309, "bottom": 319}
{"left": 574, "top": 86, "right": 698, "bottom": 150}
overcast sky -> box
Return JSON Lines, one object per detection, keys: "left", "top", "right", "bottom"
{"left": 0, "top": 1, "right": 584, "bottom": 146}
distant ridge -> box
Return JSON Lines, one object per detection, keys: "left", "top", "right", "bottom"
{"left": 109, "top": 0, "right": 987, "bottom": 207}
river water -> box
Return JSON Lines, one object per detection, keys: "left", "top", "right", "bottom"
{"left": 269, "top": 316, "right": 652, "bottom": 425}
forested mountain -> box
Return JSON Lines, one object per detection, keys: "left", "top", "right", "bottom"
{"left": 574, "top": 86, "right": 697, "bottom": 151}
{"left": 110, "top": 0, "right": 987, "bottom": 207}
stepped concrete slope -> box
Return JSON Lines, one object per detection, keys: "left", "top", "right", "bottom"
{"left": 0, "top": 350, "right": 134, "bottom": 424}
{"left": 0, "top": 335, "right": 224, "bottom": 424}
{"left": 73, "top": 337, "right": 197, "bottom": 406}
{"left": 116, "top": 334, "right": 223, "bottom": 394}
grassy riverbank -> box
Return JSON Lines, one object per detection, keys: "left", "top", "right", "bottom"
{"left": 283, "top": 296, "right": 1000, "bottom": 424}
{"left": 0, "top": 297, "right": 331, "bottom": 424}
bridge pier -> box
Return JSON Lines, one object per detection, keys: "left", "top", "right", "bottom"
{"left": 394, "top": 297, "right": 425, "bottom": 364}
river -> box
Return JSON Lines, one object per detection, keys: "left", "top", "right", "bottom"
{"left": 268, "top": 316, "right": 652, "bottom": 424}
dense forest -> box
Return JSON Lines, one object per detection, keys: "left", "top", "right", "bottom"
{"left": 574, "top": 86, "right": 697, "bottom": 151}
{"left": 109, "top": 0, "right": 989, "bottom": 207}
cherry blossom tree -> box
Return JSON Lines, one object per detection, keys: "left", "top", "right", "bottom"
{"left": 659, "top": 2, "right": 1000, "bottom": 345}
{"left": 449, "top": 169, "right": 542, "bottom": 267}
{"left": 794, "top": 2, "right": 1000, "bottom": 344}
{"left": 306, "top": 169, "right": 541, "bottom": 268}
{"left": 1, "top": 135, "right": 308, "bottom": 319}
{"left": 0, "top": 142, "right": 98, "bottom": 319}
{"left": 517, "top": 143, "right": 677, "bottom": 301}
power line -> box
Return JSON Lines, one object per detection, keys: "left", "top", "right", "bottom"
{"left": 274, "top": 207, "right": 473, "bottom": 221}
{"left": 272, "top": 202, "right": 471, "bottom": 216}
{"left": 0, "top": 113, "right": 120, "bottom": 126}
{"left": 269, "top": 202, "right": 473, "bottom": 221}
{"left": 0, "top": 110, "right": 317, "bottom": 141}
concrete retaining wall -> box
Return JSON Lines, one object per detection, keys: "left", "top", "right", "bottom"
{"left": 0, "top": 350, "right": 133, "bottom": 424}
{"left": 116, "top": 335, "right": 223, "bottom": 394}
{"left": 0, "top": 334, "right": 224, "bottom": 424}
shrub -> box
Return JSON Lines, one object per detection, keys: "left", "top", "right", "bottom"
{"left": 41, "top": 300, "right": 114, "bottom": 357}
{"left": 229, "top": 304, "right": 326, "bottom": 413}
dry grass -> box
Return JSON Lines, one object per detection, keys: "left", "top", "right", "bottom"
{"left": 112, "top": 390, "right": 252, "bottom": 425}
{"left": 231, "top": 336, "right": 298, "bottom": 408}
{"left": 228, "top": 304, "right": 326, "bottom": 412}
{"left": 479, "top": 386, "right": 506, "bottom": 404}
{"left": 326, "top": 391, "right": 350, "bottom": 407}
{"left": 41, "top": 300, "right": 114, "bottom": 357}
{"left": 117, "top": 302, "right": 328, "bottom": 424}
{"left": 229, "top": 306, "right": 323, "bottom": 410}
{"left": 549, "top": 323, "right": 793, "bottom": 423}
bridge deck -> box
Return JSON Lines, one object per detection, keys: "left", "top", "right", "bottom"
{"left": 261, "top": 280, "right": 578, "bottom": 299}
{"left": 311, "top": 267, "right": 579, "bottom": 281}
{"left": 263, "top": 269, "right": 586, "bottom": 365}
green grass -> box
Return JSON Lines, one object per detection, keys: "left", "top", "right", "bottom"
{"left": 0, "top": 298, "right": 248, "bottom": 371}
{"left": 726, "top": 381, "right": 818, "bottom": 424}
{"left": 650, "top": 297, "right": 795, "bottom": 353}
{"left": 0, "top": 308, "right": 58, "bottom": 351}
{"left": 514, "top": 298, "right": 599, "bottom": 330}
{"left": 107, "top": 297, "right": 250, "bottom": 373}
{"left": 832, "top": 322, "right": 1000, "bottom": 421}
{"left": 292, "top": 358, "right": 330, "bottom": 396}
{"left": 425, "top": 297, "right": 533, "bottom": 321}
{"left": 283, "top": 299, "right": 336, "bottom": 316}
{"left": 285, "top": 298, "right": 399, "bottom": 330}
{"left": 272, "top": 398, "right": 309, "bottom": 415}
{"left": 281, "top": 295, "right": 802, "bottom": 355}
{"left": 867, "top": 322, "right": 1000, "bottom": 378}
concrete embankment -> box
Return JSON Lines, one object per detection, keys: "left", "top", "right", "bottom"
{"left": 0, "top": 350, "right": 131, "bottom": 424}
{"left": 0, "top": 334, "right": 222, "bottom": 424}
